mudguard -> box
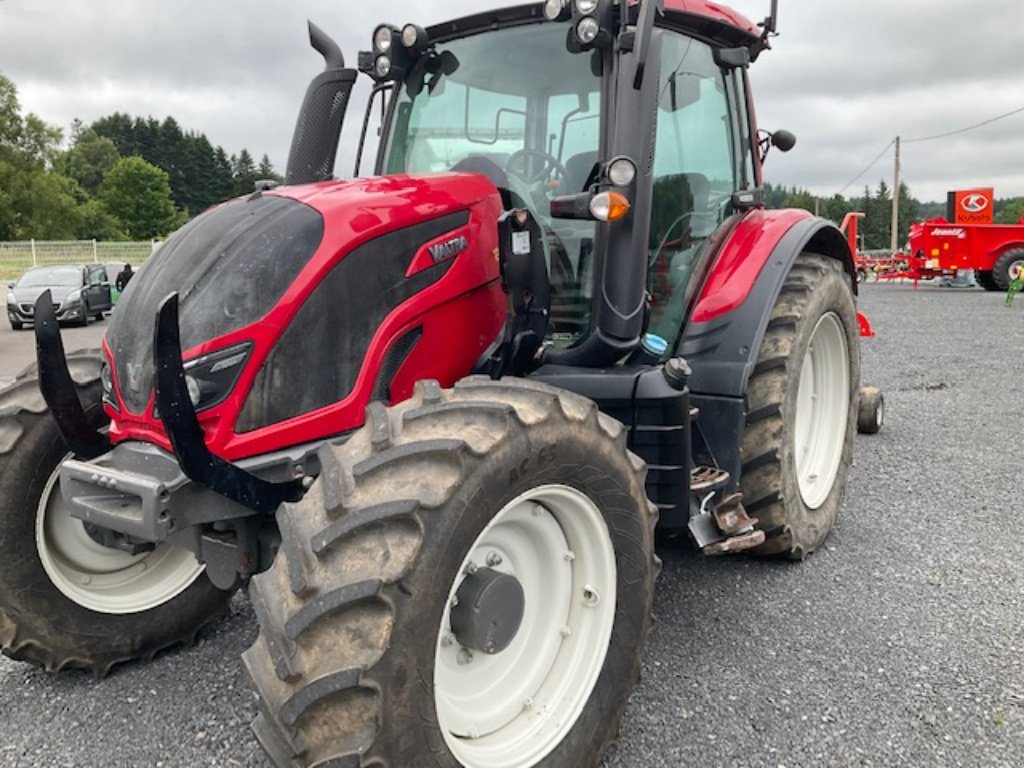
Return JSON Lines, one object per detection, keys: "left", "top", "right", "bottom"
{"left": 679, "top": 208, "right": 856, "bottom": 398}
{"left": 677, "top": 208, "right": 856, "bottom": 485}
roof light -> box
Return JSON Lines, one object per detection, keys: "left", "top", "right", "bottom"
{"left": 373, "top": 25, "right": 394, "bottom": 53}
{"left": 576, "top": 16, "right": 600, "bottom": 44}
{"left": 374, "top": 54, "right": 392, "bottom": 79}
{"left": 575, "top": 0, "right": 599, "bottom": 14}
{"left": 607, "top": 157, "right": 637, "bottom": 187}
{"left": 590, "top": 191, "right": 631, "bottom": 222}
{"left": 544, "top": 0, "right": 570, "bottom": 20}
{"left": 402, "top": 23, "right": 428, "bottom": 53}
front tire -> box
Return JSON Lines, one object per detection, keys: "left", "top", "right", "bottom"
{"left": 244, "top": 378, "right": 658, "bottom": 768}
{"left": 0, "top": 352, "right": 232, "bottom": 674}
{"left": 741, "top": 254, "right": 860, "bottom": 559}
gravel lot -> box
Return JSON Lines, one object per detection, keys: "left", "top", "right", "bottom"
{"left": 1, "top": 282, "right": 1022, "bottom": 767}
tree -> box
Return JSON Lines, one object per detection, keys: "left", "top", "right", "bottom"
{"left": 995, "top": 198, "right": 1024, "bottom": 225}
{"left": 100, "top": 157, "right": 183, "bottom": 239}
{"left": 232, "top": 149, "right": 258, "bottom": 196}
{"left": 257, "top": 153, "right": 281, "bottom": 184}
{"left": 57, "top": 128, "right": 121, "bottom": 196}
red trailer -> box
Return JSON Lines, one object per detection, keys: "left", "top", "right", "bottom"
{"left": 906, "top": 216, "right": 1024, "bottom": 291}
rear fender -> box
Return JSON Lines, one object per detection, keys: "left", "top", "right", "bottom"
{"left": 680, "top": 209, "right": 856, "bottom": 399}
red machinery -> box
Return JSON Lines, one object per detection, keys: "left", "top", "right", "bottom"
{"left": 849, "top": 188, "right": 1024, "bottom": 290}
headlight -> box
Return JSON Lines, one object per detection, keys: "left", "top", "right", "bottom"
{"left": 374, "top": 54, "right": 392, "bottom": 79}
{"left": 181, "top": 342, "right": 253, "bottom": 412}
{"left": 607, "top": 156, "right": 637, "bottom": 187}
{"left": 63, "top": 288, "right": 83, "bottom": 305}
{"left": 575, "top": 0, "right": 599, "bottom": 14}
{"left": 5, "top": 292, "right": 15, "bottom": 306}
{"left": 100, "top": 360, "right": 119, "bottom": 410}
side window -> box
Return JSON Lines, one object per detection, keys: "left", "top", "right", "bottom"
{"left": 647, "top": 33, "right": 737, "bottom": 346}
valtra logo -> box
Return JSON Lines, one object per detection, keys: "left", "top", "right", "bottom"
{"left": 960, "top": 194, "right": 989, "bottom": 214}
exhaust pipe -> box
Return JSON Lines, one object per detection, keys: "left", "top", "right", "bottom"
{"left": 285, "top": 21, "right": 357, "bottom": 186}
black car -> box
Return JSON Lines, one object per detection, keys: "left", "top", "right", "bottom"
{"left": 5, "top": 264, "right": 113, "bottom": 330}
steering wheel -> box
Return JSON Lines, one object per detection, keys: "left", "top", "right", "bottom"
{"left": 505, "top": 149, "right": 567, "bottom": 185}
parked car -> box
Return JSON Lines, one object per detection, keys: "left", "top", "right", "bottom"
{"left": 5, "top": 264, "right": 113, "bottom": 330}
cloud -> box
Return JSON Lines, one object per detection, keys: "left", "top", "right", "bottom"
{"left": 1, "top": 0, "right": 1021, "bottom": 203}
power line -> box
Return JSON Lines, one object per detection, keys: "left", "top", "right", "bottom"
{"left": 834, "top": 104, "right": 1024, "bottom": 198}
{"left": 904, "top": 104, "right": 1024, "bottom": 144}
{"left": 837, "top": 139, "right": 895, "bottom": 197}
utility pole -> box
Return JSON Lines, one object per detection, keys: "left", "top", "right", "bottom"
{"left": 890, "top": 135, "right": 901, "bottom": 253}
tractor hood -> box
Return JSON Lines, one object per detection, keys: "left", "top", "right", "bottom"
{"left": 104, "top": 172, "right": 503, "bottom": 459}
{"left": 107, "top": 192, "right": 325, "bottom": 415}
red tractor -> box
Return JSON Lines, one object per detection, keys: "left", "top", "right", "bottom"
{"left": 0, "top": 1, "right": 876, "bottom": 765}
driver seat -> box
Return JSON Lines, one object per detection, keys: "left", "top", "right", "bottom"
{"left": 558, "top": 151, "right": 599, "bottom": 195}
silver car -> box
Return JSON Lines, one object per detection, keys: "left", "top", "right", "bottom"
{"left": 6, "top": 264, "right": 113, "bottom": 330}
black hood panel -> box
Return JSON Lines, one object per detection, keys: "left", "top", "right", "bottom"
{"left": 107, "top": 194, "right": 324, "bottom": 414}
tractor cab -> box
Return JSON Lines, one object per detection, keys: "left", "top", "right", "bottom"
{"left": 351, "top": 0, "right": 771, "bottom": 360}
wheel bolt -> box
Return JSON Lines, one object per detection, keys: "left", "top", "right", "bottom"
{"left": 523, "top": 697, "right": 534, "bottom": 710}
{"left": 560, "top": 626, "right": 572, "bottom": 638}
{"left": 582, "top": 585, "right": 600, "bottom": 606}
{"left": 465, "top": 561, "right": 477, "bottom": 575}
{"left": 486, "top": 552, "right": 503, "bottom": 567}
{"left": 457, "top": 648, "right": 473, "bottom": 665}
{"left": 441, "top": 632, "right": 454, "bottom": 648}
{"left": 564, "top": 551, "right": 575, "bottom": 562}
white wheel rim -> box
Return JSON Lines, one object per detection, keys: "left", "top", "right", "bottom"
{"left": 35, "top": 459, "right": 206, "bottom": 614}
{"left": 435, "top": 484, "right": 617, "bottom": 768}
{"left": 794, "top": 313, "right": 850, "bottom": 509}
{"left": 1009, "top": 258, "right": 1024, "bottom": 281}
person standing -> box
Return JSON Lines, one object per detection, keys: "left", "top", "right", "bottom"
{"left": 115, "top": 263, "right": 134, "bottom": 293}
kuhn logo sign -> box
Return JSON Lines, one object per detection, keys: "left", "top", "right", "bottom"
{"left": 960, "top": 194, "right": 989, "bottom": 213}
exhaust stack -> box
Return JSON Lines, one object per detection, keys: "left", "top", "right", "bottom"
{"left": 285, "top": 21, "right": 357, "bottom": 186}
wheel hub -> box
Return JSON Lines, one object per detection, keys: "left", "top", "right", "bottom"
{"left": 451, "top": 567, "right": 525, "bottom": 655}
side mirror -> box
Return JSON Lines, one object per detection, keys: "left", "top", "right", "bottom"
{"left": 771, "top": 129, "right": 797, "bottom": 152}
{"left": 6, "top": 282, "right": 14, "bottom": 290}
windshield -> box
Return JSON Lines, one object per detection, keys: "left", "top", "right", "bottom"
{"left": 382, "top": 22, "right": 603, "bottom": 346}
{"left": 18, "top": 267, "right": 81, "bottom": 288}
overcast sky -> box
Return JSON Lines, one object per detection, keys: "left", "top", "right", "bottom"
{"left": 1, "top": 0, "right": 1021, "bottom": 203}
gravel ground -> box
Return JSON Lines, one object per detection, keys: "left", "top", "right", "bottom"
{"left": 1, "top": 281, "right": 1022, "bottom": 767}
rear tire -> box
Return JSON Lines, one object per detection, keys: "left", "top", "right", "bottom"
{"left": 976, "top": 270, "right": 1000, "bottom": 291}
{"left": 244, "top": 378, "right": 658, "bottom": 768}
{"left": 992, "top": 249, "right": 1024, "bottom": 291}
{"left": 741, "top": 253, "right": 860, "bottom": 559}
{"left": 0, "top": 352, "right": 232, "bottom": 674}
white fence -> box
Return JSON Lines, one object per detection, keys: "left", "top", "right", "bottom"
{"left": 1, "top": 240, "right": 161, "bottom": 280}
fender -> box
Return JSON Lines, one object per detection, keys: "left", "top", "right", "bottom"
{"left": 677, "top": 208, "right": 856, "bottom": 488}
{"left": 679, "top": 208, "right": 856, "bottom": 399}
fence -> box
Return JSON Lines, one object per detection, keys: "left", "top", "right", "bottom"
{"left": 0, "top": 240, "right": 161, "bottom": 280}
